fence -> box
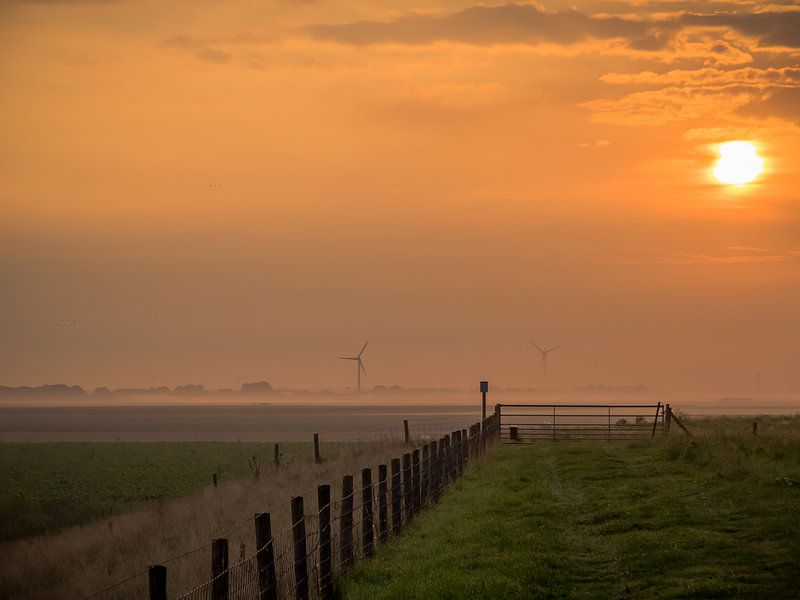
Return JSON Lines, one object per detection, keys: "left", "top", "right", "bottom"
{"left": 84, "top": 413, "right": 500, "bottom": 600}
{"left": 497, "top": 402, "right": 673, "bottom": 442}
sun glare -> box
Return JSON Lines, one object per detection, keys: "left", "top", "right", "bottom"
{"left": 713, "top": 141, "right": 764, "bottom": 185}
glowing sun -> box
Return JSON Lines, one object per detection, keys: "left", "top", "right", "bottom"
{"left": 713, "top": 141, "right": 764, "bottom": 185}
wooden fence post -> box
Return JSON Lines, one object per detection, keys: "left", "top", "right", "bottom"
{"left": 429, "top": 441, "right": 439, "bottom": 502}
{"left": 340, "top": 475, "right": 354, "bottom": 569}
{"left": 402, "top": 453, "right": 413, "bottom": 523}
{"left": 148, "top": 565, "right": 167, "bottom": 600}
{"left": 421, "top": 445, "right": 429, "bottom": 507}
{"left": 211, "top": 538, "right": 228, "bottom": 600}
{"left": 274, "top": 444, "right": 280, "bottom": 467}
{"left": 390, "top": 458, "right": 401, "bottom": 534}
{"left": 362, "top": 468, "right": 374, "bottom": 557}
{"left": 440, "top": 436, "right": 449, "bottom": 490}
{"left": 412, "top": 449, "right": 421, "bottom": 514}
{"left": 450, "top": 431, "right": 459, "bottom": 481}
{"left": 753, "top": 421, "right": 758, "bottom": 436}
{"left": 651, "top": 403, "right": 662, "bottom": 438}
{"left": 213, "top": 473, "right": 218, "bottom": 487}
{"left": 468, "top": 425, "right": 475, "bottom": 458}
{"left": 403, "top": 420, "right": 410, "bottom": 445}
{"left": 378, "top": 464, "right": 388, "bottom": 544}
{"left": 510, "top": 426, "right": 519, "bottom": 442}
{"left": 313, "top": 433, "right": 321, "bottom": 464}
{"left": 291, "top": 496, "right": 308, "bottom": 600}
{"left": 455, "top": 430, "right": 464, "bottom": 476}
{"left": 443, "top": 435, "right": 452, "bottom": 483}
{"left": 454, "top": 431, "right": 460, "bottom": 478}
{"left": 255, "top": 513, "right": 277, "bottom": 600}
{"left": 317, "top": 485, "right": 333, "bottom": 600}
{"left": 462, "top": 428, "right": 468, "bottom": 466}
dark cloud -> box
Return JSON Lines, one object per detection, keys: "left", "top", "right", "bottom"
{"left": 308, "top": 4, "right": 652, "bottom": 46}
{"left": 680, "top": 11, "right": 800, "bottom": 49}
{"left": 307, "top": 3, "right": 800, "bottom": 50}
{"left": 740, "top": 87, "right": 800, "bottom": 123}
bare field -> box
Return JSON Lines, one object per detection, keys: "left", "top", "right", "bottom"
{"left": 0, "top": 395, "right": 797, "bottom": 442}
{"left": 0, "top": 403, "right": 479, "bottom": 442}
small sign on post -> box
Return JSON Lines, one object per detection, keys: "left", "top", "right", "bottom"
{"left": 480, "top": 381, "right": 489, "bottom": 420}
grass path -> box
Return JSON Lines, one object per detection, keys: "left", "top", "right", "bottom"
{"left": 339, "top": 436, "right": 800, "bottom": 599}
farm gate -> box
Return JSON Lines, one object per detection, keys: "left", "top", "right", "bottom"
{"left": 497, "top": 403, "right": 670, "bottom": 442}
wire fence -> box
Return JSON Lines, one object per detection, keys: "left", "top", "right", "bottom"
{"left": 498, "top": 403, "right": 670, "bottom": 442}
{"left": 82, "top": 412, "right": 501, "bottom": 600}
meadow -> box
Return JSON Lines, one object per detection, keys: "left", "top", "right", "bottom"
{"left": 1, "top": 414, "right": 798, "bottom": 599}
{"left": 0, "top": 438, "right": 412, "bottom": 599}
{"left": 0, "top": 441, "right": 314, "bottom": 540}
{"left": 340, "top": 415, "right": 800, "bottom": 599}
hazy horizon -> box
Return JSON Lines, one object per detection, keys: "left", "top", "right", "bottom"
{"left": 2, "top": 0, "right": 798, "bottom": 393}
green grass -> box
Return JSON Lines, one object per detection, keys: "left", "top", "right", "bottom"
{"left": 339, "top": 417, "right": 800, "bottom": 599}
{"left": 0, "top": 441, "right": 314, "bottom": 539}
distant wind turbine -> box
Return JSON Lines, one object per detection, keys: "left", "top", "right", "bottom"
{"left": 340, "top": 341, "right": 368, "bottom": 393}
{"left": 532, "top": 341, "right": 559, "bottom": 379}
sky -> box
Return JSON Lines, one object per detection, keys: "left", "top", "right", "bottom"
{"left": 1, "top": 0, "right": 798, "bottom": 393}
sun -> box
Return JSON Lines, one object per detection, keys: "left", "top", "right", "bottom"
{"left": 713, "top": 141, "right": 764, "bottom": 185}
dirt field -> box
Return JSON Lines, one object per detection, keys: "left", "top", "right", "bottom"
{"left": 0, "top": 403, "right": 478, "bottom": 442}
{"left": 0, "top": 394, "right": 796, "bottom": 442}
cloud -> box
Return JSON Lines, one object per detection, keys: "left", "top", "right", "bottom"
{"left": 581, "top": 86, "right": 755, "bottom": 125}
{"left": 594, "top": 65, "right": 800, "bottom": 125}
{"left": 306, "top": 2, "right": 800, "bottom": 53}
{"left": 162, "top": 35, "right": 231, "bottom": 64}
{"left": 679, "top": 11, "right": 800, "bottom": 49}
{"left": 600, "top": 66, "right": 800, "bottom": 88}
{"left": 740, "top": 87, "right": 800, "bottom": 123}
{"left": 578, "top": 140, "right": 612, "bottom": 148}
{"left": 307, "top": 4, "right": 652, "bottom": 47}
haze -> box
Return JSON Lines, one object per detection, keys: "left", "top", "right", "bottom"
{"left": 1, "top": 0, "right": 798, "bottom": 393}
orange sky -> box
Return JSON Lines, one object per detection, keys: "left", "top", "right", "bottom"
{"left": 1, "top": 0, "right": 798, "bottom": 392}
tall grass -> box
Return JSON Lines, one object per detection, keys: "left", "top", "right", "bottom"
{"left": 0, "top": 438, "right": 414, "bottom": 599}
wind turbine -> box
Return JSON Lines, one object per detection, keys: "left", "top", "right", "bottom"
{"left": 340, "top": 341, "right": 368, "bottom": 393}
{"left": 532, "top": 341, "right": 559, "bottom": 379}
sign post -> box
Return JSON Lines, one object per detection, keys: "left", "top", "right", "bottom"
{"left": 480, "top": 381, "right": 489, "bottom": 420}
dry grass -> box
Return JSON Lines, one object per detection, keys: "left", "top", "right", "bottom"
{"left": 0, "top": 437, "right": 426, "bottom": 599}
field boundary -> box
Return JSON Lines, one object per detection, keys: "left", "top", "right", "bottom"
{"left": 497, "top": 402, "right": 677, "bottom": 442}
{"left": 83, "top": 413, "right": 500, "bottom": 600}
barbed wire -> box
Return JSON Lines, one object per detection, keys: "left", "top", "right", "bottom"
{"left": 80, "top": 415, "right": 498, "bottom": 600}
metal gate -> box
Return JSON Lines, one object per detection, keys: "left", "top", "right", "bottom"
{"left": 497, "top": 403, "right": 666, "bottom": 442}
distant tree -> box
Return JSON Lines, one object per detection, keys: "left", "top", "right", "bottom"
{"left": 93, "top": 386, "right": 113, "bottom": 397}
{"left": 241, "top": 381, "right": 273, "bottom": 394}
{"left": 40, "top": 384, "right": 86, "bottom": 396}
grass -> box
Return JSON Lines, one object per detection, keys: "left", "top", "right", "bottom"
{"left": 339, "top": 416, "right": 800, "bottom": 599}
{"left": 0, "top": 441, "right": 313, "bottom": 540}
{"left": 0, "top": 438, "right": 409, "bottom": 599}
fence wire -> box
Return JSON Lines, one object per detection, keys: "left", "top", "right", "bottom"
{"left": 83, "top": 416, "right": 500, "bottom": 600}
